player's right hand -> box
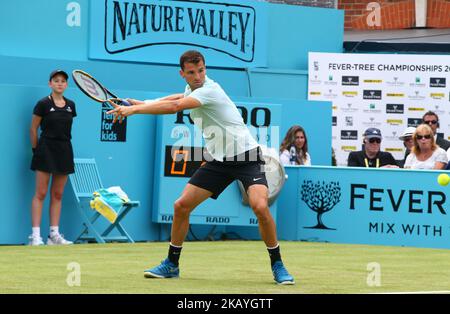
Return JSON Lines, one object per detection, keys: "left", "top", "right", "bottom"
{"left": 126, "top": 98, "right": 140, "bottom": 106}
{"left": 107, "top": 101, "right": 136, "bottom": 124}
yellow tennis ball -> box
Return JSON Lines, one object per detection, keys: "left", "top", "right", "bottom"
{"left": 437, "top": 173, "right": 450, "bottom": 186}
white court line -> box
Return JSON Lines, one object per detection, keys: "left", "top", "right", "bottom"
{"left": 371, "top": 290, "right": 450, "bottom": 294}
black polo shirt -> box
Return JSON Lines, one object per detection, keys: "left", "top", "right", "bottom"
{"left": 33, "top": 96, "right": 76, "bottom": 141}
{"left": 347, "top": 150, "right": 397, "bottom": 168}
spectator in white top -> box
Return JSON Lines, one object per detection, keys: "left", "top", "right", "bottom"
{"left": 279, "top": 125, "right": 311, "bottom": 166}
{"left": 404, "top": 124, "right": 447, "bottom": 170}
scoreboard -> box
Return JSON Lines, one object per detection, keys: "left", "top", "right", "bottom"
{"left": 152, "top": 101, "right": 281, "bottom": 226}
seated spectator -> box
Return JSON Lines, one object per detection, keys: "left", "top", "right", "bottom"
{"left": 446, "top": 161, "right": 450, "bottom": 170}
{"left": 347, "top": 128, "right": 398, "bottom": 168}
{"left": 422, "top": 111, "right": 450, "bottom": 151}
{"left": 279, "top": 125, "right": 311, "bottom": 166}
{"left": 397, "top": 126, "right": 416, "bottom": 168}
{"left": 331, "top": 148, "right": 337, "bottom": 166}
{"left": 404, "top": 124, "right": 447, "bottom": 170}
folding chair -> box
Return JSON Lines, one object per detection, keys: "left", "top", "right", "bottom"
{"left": 68, "top": 158, "right": 140, "bottom": 243}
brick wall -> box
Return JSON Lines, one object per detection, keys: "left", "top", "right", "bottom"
{"left": 267, "top": 0, "right": 450, "bottom": 29}
{"left": 267, "top": 0, "right": 337, "bottom": 7}
{"left": 339, "top": 0, "right": 450, "bottom": 30}
{"left": 339, "top": 0, "right": 415, "bottom": 30}
{"left": 427, "top": 0, "right": 450, "bottom": 28}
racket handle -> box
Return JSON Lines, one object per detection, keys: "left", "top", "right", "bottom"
{"left": 121, "top": 99, "right": 131, "bottom": 106}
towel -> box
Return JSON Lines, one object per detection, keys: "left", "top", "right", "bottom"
{"left": 89, "top": 187, "right": 128, "bottom": 223}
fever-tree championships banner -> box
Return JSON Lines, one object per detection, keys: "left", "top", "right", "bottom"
{"left": 308, "top": 52, "right": 450, "bottom": 166}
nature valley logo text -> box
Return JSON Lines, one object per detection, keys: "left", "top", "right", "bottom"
{"left": 386, "top": 93, "right": 405, "bottom": 97}
{"left": 385, "top": 148, "right": 403, "bottom": 152}
{"left": 106, "top": 0, "right": 256, "bottom": 61}
{"left": 430, "top": 93, "right": 445, "bottom": 100}
{"left": 342, "top": 91, "right": 358, "bottom": 97}
{"left": 341, "top": 146, "right": 356, "bottom": 152}
{"left": 363, "top": 79, "right": 382, "bottom": 83}
{"left": 386, "top": 119, "right": 403, "bottom": 125}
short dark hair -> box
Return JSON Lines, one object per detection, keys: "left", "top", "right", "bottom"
{"left": 179, "top": 50, "right": 205, "bottom": 70}
{"left": 422, "top": 110, "right": 439, "bottom": 122}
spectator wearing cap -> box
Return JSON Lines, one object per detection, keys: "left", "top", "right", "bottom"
{"left": 403, "top": 124, "right": 447, "bottom": 170}
{"left": 29, "top": 69, "right": 76, "bottom": 246}
{"left": 397, "top": 126, "right": 415, "bottom": 168}
{"left": 347, "top": 128, "right": 398, "bottom": 168}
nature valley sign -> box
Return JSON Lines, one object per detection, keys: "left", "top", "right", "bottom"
{"left": 90, "top": 0, "right": 268, "bottom": 66}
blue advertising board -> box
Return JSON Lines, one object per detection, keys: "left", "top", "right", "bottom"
{"left": 278, "top": 166, "right": 450, "bottom": 249}
{"left": 152, "top": 101, "right": 281, "bottom": 226}
{"left": 89, "top": 0, "right": 268, "bottom": 67}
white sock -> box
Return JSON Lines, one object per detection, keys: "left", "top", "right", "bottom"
{"left": 32, "top": 227, "right": 40, "bottom": 238}
{"left": 50, "top": 226, "right": 59, "bottom": 237}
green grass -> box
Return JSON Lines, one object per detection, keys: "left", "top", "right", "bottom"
{"left": 1, "top": 241, "right": 450, "bottom": 294}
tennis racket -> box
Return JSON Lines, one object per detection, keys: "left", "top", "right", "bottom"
{"left": 72, "top": 70, "right": 130, "bottom": 107}
{"left": 237, "top": 146, "right": 286, "bottom": 206}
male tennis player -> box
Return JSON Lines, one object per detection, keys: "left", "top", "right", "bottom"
{"left": 107, "top": 50, "right": 294, "bottom": 285}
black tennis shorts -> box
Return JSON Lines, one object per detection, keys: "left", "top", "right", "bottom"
{"left": 188, "top": 147, "right": 268, "bottom": 199}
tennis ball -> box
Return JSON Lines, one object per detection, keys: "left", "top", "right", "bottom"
{"left": 437, "top": 173, "right": 450, "bottom": 186}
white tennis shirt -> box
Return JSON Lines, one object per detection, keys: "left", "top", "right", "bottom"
{"left": 185, "top": 76, "right": 259, "bottom": 161}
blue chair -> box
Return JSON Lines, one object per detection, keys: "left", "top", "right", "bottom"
{"left": 68, "top": 158, "right": 139, "bottom": 243}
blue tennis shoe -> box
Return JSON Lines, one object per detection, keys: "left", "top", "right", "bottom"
{"left": 272, "top": 261, "right": 295, "bottom": 285}
{"left": 144, "top": 258, "right": 179, "bottom": 278}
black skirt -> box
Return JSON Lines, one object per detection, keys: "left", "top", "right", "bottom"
{"left": 31, "top": 137, "right": 74, "bottom": 174}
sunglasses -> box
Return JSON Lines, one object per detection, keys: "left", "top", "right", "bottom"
{"left": 416, "top": 134, "right": 432, "bottom": 140}
{"left": 403, "top": 137, "right": 413, "bottom": 142}
{"left": 368, "top": 138, "right": 381, "bottom": 144}
{"left": 424, "top": 120, "right": 438, "bottom": 125}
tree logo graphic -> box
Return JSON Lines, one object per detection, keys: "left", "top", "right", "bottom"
{"left": 300, "top": 180, "right": 341, "bottom": 230}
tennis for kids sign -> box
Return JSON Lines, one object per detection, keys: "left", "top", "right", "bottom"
{"left": 89, "top": 0, "right": 268, "bottom": 67}
{"left": 101, "top": 103, "right": 127, "bottom": 142}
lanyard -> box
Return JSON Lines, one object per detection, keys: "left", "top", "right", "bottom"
{"left": 364, "top": 158, "right": 379, "bottom": 168}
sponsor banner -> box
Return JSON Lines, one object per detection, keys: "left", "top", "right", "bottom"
{"left": 101, "top": 103, "right": 127, "bottom": 141}
{"left": 308, "top": 52, "right": 450, "bottom": 165}
{"left": 90, "top": 0, "right": 268, "bottom": 67}
{"left": 288, "top": 166, "right": 450, "bottom": 249}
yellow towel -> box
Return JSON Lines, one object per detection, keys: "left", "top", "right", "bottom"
{"left": 90, "top": 196, "right": 118, "bottom": 224}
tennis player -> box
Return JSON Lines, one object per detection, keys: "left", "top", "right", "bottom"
{"left": 107, "top": 50, "right": 294, "bottom": 285}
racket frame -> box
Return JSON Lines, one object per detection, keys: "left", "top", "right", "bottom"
{"left": 72, "top": 69, "right": 117, "bottom": 102}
